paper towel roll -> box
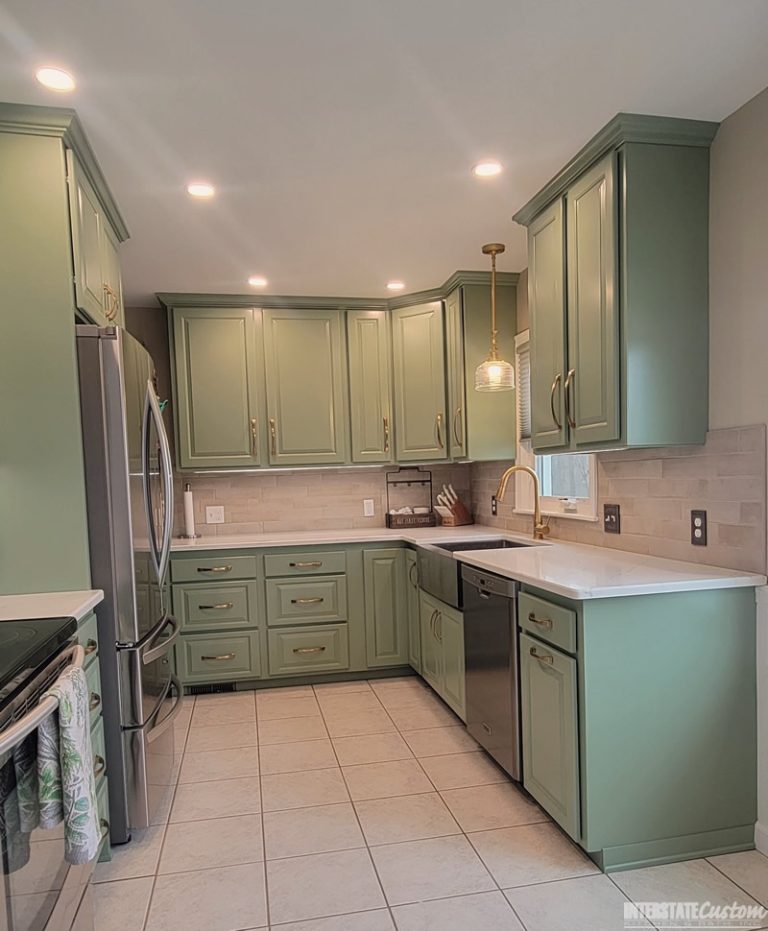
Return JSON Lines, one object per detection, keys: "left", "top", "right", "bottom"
{"left": 183, "top": 484, "right": 196, "bottom": 538}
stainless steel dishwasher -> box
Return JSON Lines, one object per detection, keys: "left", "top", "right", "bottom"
{"left": 461, "top": 565, "right": 521, "bottom": 781}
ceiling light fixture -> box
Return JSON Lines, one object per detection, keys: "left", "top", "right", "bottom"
{"left": 475, "top": 242, "right": 514, "bottom": 392}
{"left": 186, "top": 181, "right": 215, "bottom": 198}
{"left": 473, "top": 160, "right": 503, "bottom": 178}
{"left": 248, "top": 276, "right": 268, "bottom": 288}
{"left": 386, "top": 281, "right": 405, "bottom": 291}
{"left": 35, "top": 67, "right": 76, "bottom": 92}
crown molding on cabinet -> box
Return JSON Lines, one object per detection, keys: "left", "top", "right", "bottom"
{"left": 0, "top": 102, "right": 130, "bottom": 241}
{"left": 512, "top": 112, "right": 719, "bottom": 227}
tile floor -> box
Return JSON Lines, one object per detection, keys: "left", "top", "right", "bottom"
{"left": 92, "top": 676, "right": 768, "bottom": 931}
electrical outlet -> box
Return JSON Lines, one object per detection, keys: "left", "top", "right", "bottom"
{"left": 603, "top": 503, "right": 621, "bottom": 534}
{"left": 691, "top": 509, "right": 707, "bottom": 545}
{"left": 491, "top": 495, "right": 498, "bottom": 516}
{"left": 363, "top": 498, "right": 375, "bottom": 517}
{"left": 205, "top": 505, "right": 225, "bottom": 524}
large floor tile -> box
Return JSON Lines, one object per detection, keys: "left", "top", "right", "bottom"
{"left": 259, "top": 738, "right": 338, "bottom": 774}
{"left": 171, "top": 775, "right": 262, "bottom": 822}
{"left": 145, "top": 863, "right": 267, "bottom": 931}
{"left": 267, "top": 848, "right": 385, "bottom": 924}
{"left": 612, "top": 858, "right": 768, "bottom": 928}
{"left": 368, "top": 676, "right": 425, "bottom": 693}
{"left": 159, "top": 814, "right": 263, "bottom": 873}
{"left": 261, "top": 768, "right": 350, "bottom": 811}
{"left": 256, "top": 694, "right": 321, "bottom": 720}
{"left": 371, "top": 834, "right": 495, "bottom": 906}
{"left": 195, "top": 691, "right": 255, "bottom": 709}
{"left": 343, "top": 759, "right": 433, "bottom": 801}
{"left": 392, "top": 890, "right": 524, "bottom": 930}
{"left": 263, "top": 802, "right": 364, "bottom": 859}
{"left": 92, "top": 877, "right": 154, "bottom": 931}
{"left": 192, "top": 700, "right": 255, "bottom": 727}
{"left": 708, "top": 850, "right": 768, "bottom": 907}
{"left": 441, "top": 783, "right": 548, "bottom": 832}
{"left": 179, "top": 746, "right": 260, "bottom": 782}
{"left": 257, "top": 685, "right": 315, "bottom": 702}
{"left": 323, "top": 710, "right": 396, "bottom": 738}
{"left": 332, "top": 733, "right": 413, "bottom": 766}
{"left": 318, "top": 691, "right": 384, "bottom": 714}
{"left": 418, "top": 751, "right": 508, "bottom": 790}
{"left": 93, "top": 826, "right": 165, "bottom": 882}
{"left": 185, "top": 721, "right": 258, "bottom": 752}
{"left": 400, "top": 725, "right": 478, "bottom": 758}
{"left": 386, "top": 704, "right": 461, "bottom": 731}
{"left": 258, "top": 714, "right": 328, "bottom": 745}
{"left": 505, "top": 873, "right": 652, "bottom": 931}
{"left": 468, "top": 822, "right": 599, "bottom": 888}
{"left": 313, "top": 680, "right": 373, "bottom": 694}
{"left": 355, "top": 792, "right": 460, "bottom": 846}
{"left": 272, "top": 912, "right": 394, "bottom": 931}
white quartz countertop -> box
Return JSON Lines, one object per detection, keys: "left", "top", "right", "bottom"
{"left": 0, "top": 590, "right": 103, "bottom": 623}
{"left": 168, "top": 525, "right": 766, "bottom": 600}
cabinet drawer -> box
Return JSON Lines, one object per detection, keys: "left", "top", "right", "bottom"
{"left": 171, "top": 554, "right": 258, "bottom": 583}
{"left": 173, "top": 581, "right": 259, "bottom": 631}
{"left": 91, "top": 716, "right": 107, "bottom": 781}
{"left": 266, "top": 576, "right": 347, "bottom": 627}
{"left": 264, "top": 550, "right": 346, "bottom": 577}
{"left": 267, "top": 625, "right": 349, "bottom": 676}
{"left": 78, "top": 612, "right": 99, "bottom": 665}
{"left": 86, "top": 658, "right": 103, "bottom": 725}
{"left": 177, "top": 631, "right": 260, "bottom": 683}
{"left": 519, "top": 591, "right": 576, "bottom": 654}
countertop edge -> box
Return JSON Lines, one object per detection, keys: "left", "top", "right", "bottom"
{"left": 0, "top": 589, "right": 104, "bottom": 623}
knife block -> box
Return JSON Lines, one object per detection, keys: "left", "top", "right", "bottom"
{"left": 439, "top": 499, "right": 474, "bottom": 526}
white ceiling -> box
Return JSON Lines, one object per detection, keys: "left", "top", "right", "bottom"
{"left": 1, "top": 1, "right": 768, "bottom": 305}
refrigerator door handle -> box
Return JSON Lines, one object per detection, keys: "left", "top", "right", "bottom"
{"left": 141, "top": 385, "right": 161, "bottom": 580}
{"left": 142, "top": 614, "right": 180, "bottom": 665}
{"left": 146, "top": 675, "right": 183, "bottom": 743}
{"left": 142, "top": 380, "right": 174, "bottom": 588}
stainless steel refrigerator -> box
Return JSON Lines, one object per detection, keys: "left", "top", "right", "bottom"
{"left": 77, "top": 325, "right": 182, "bottom": 844}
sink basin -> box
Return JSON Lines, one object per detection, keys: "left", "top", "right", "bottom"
{"left": 433, "top": 539, "right": 533, "bottom": 553}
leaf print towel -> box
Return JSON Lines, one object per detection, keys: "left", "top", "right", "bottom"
{"left": 43, "top": 665, "right": 101, "bottom": 864}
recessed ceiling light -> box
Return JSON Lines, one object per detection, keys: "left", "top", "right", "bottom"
{"left": 186, "top": 181, "right": 215, "bottom": 198}
{"left": 386, "top": 281, "right": 405, "bottom": 291}
{"left": 35, "top": 67, "right": 76, "bottom": 92}
{"left": 248, "top": 276, "right": 268, "bottom": 288}
{"left": 473, "top": 160, "right": 503, "bottom": 178}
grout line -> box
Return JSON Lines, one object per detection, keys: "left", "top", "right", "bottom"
{"left": 253, "top": 688, "right": 272, "bottom": 930}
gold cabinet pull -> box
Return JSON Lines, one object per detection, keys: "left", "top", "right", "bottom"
{"left": 269, "top": 417, "right": 277, "bottom": 457}
{"left": 452, "top": 406, "right": 463, "bottom": 446}
{"left": 250, "top": 417, "right": 258, "bottom": 457}
{"left": 199, "top": 602, "right": 234, "bottom": 611}
{"left": 408, "top": 562, "right": 418, "bottom": 587}
{"left": 89, "top": 692, "right": 101, "bottom": 711}
{"left": 435, "top": 611, "right": 442, "bottom": 642}
{"left": 528, "top": 612, "right": 553, "bottom": 630}
{"left": 529, "top": 646, "right": 554, "bottom": 666}
{"left": 201, "top": 652, "right": 236, "bottom": 661}
{"left": 290, "top": 561, "right": 322, "bottom": 569}
{"left": 383, "top": 416, "right": 390, "bottom": 454}
{"left": 293, "top": 646, "right": 326, "bottom": 655}
{"left": 84, "top": 638, "right": 98, "bottom": 655}
{"left": 197, "top": 565, "right": 232, "bottom": 573}
{"left": 291, "top": 597, "right": 324, "bottom": 605}
{"left": 100, "top": 818, "right": 110, "bottom": 839}
{"left": 93, "top": 755, "right": 106, "bottom": 777}
{"left": 563, "top": 369, "right": 576, "bottom": 429}
{"left": 435, "top": 412, "right": 445, "bottom": 449}
{"left": 549, "top": 373, "right": 563, "bottom": 430}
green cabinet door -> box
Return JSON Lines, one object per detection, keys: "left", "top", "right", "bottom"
{"left": 391, "top": 302, "right": 448, "bottom": 461}
{"left": 347, "top": 310, "right": 392, "bottom": 463}
{"left": 529, "top": 198, "right": 568, "bottom": 450}
{"left": 101, "top": 221, "right": 124, "bottom": 326}
{"left": 263, "top": 309, "right": 348, "bottom": 465}
{"left": 419, "top": 590, "right": 442, "bottom": 691}
{"left": 520, "top": 631, "right": 580, "bottom": 841}
{"left": 566, "top": 153, "right": 620, "bottom": 447}
{"left": 438, "top": 602, "right": 465, "bottom": 721}
{"left": 67, "top": 151, "right": 108, "bottom": 326}
{"left": 444, "top": 289, "right": 466, "bottom": 459}
{"left": 363, "top": 548, "right": 408, "bottom": 667}
{"left": 405, "top": 549, "right": 421, "bottom": 672}
{"left": 172, "top": 307, "right": 262, "bottom": 469}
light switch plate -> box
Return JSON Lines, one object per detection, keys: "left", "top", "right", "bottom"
{"left": 363, "top": 498, "right": 375, "bottom": 517}
{"left": 205, "top": 505, "right": 225, "bottom": 524}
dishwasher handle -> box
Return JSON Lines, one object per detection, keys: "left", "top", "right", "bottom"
{"left": 461, "top": 565, "right": 518, "bottom": 599}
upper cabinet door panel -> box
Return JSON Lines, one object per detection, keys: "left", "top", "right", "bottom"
{"left": 391, "top": 302, "right": 448, "bottom": 461}
{"left": 263, "top": 309, "right": 348, "bottom": 465}
{"left": 67, "top": 151, "right": 107, "bottom": 325}
{"left": 347, "top": 310, "right": 392, "bottom": 463}
{"left": 101, "top": 222, "right": 124, "bottom": 326}
{"left": 529, "top": 199, "right": 568, "bottom": 450}
{"left": 172, "top": 307, "right": 261, "bottom": 469}
{"left": 444, "top": 289, "right": 466, "bottom": 459}
{"left": 566, "top": 153, "right": 620, "bottom": 446}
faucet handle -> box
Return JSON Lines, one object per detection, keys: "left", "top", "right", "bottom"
{"left": 535, "top": 516, "right": 551, "bottom": 539}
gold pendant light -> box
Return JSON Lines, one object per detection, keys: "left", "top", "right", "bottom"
{"left": 475, "top": 242, "right": 515, "bottom": 391}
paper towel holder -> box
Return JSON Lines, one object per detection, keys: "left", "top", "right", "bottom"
{"left": 179, "top": 481, "right": 201, "bottom": 539}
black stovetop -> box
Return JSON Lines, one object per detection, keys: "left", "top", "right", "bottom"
{"left": 0, "top": 616, "right": 77, "bottom": 710}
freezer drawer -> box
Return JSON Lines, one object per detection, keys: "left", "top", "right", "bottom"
{"left": 120, "top": 615, "right": 180, "bottom": 727}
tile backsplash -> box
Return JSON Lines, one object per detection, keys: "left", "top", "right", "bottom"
{"left": 470, "top": 425, "right": 767, "bottom": 573}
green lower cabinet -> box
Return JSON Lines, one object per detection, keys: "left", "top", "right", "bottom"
{"left": 520, "top": 631, "right": 580, "bottom": 841}
{"left": 418, "top": 590, "right": 465, "bottom": 721}
{"left": 405, "top": 549, "right": 421, "bottom": 672}
{"left": 363, "top": 548, "right": 408, "bottom": 667}
{"left": 173, "top": 581, "right": 259, "bottom": 631}
{"left": 267, "top": 624, "right": 349, "bottom": 676}
{"left": 177, "top": 631, "right": 261, "bottom": 683}
{"left": 266, "top": 575, "right": 348, "bottom": 626}
{"left": 419, "top": 591, "right": 442, "bottom": 692}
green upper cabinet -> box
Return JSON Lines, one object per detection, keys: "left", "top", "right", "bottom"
{"left": 263, "top": 309, "right": 348, "bottom": 465}
{"left": 444, "top": 290, "right": 466, "bottom": 459}
{"left": 391, "top": 302, "right": 447, "bottom": 461}
{"left": 172, "top": 307, "right": 262, "bottom": 469}
{"left": 516, "top": 113, "right": 717, "bottom": 452}
{"left": 101, "top": 221, "right": 124, "bottom": 327}
{"left": 363, "top": 548, "right": 408, "bottom": 667}
{"left": 346, "top": 310, "right": 392, "bottom": 463}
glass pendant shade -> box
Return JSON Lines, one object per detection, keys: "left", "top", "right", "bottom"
{"left": 475, "top": 356, "right": 515, "bottom": 391}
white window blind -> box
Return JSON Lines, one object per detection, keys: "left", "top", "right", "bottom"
{"left": 516, "top": 340, "right": 532, "bottom": 440}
